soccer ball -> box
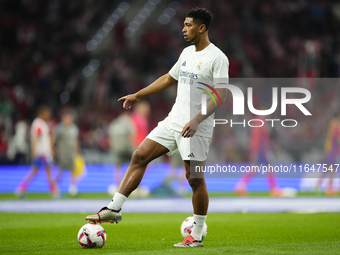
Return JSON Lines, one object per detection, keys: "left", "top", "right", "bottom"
{"left": 77, "top": 223, "right": 106, "bottom": 248}
{"left": 180, "top": 216, "right": 208, "bottom": 239}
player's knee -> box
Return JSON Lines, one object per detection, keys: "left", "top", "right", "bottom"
{"left": 187, "top": 177, "right": 204, "bottom": 191}
{"left": 131, "top": 149, "right": 149, "bottom": 167}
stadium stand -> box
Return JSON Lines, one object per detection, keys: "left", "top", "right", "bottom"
{"left": 1, "top": 0, "right": 340, "bottom": 165}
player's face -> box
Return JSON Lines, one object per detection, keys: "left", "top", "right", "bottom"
{"left": 62, "top": 113, "right": 73, "bottom": 125}
{"left": 42, "top": 110, "right": 51, "bottom": 121}
{"left": 182, "top": 17, "right": 200, "bottom": 44}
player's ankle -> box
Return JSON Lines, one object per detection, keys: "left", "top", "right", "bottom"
{"left": 108, "top": 192, "right": 127, "bottom": 211}
{"left": 190, "top": 233, "right": 202, "bottom": 241}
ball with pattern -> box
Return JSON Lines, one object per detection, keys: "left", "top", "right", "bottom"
{"left": 77, "top": 223, "right": 106, "bottom": 248}
{"left": 180, "top": 216, "right": 208, "bottom": 239}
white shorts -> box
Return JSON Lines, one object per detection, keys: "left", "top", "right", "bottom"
{"left": 146, "top": 117, "right": 211, "bottom": 161}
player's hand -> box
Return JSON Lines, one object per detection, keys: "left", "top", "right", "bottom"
{"left": 118, "top": 94, "right": 139, "bottom": 109}
{"left": 182, "top": 119, "right": 199, "bottom": 138}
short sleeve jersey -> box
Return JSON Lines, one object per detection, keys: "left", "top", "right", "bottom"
{"left": 168, "top": 43, "right": 229, "bottom": 138}
{"left": 109, "top": 115, "right": 135, "bottom": 152}
{"left": 54, "top": 123, "right": 79, "bottom": 160}
{"left": 31, "top": 118, "right": 52, "bottom": 159}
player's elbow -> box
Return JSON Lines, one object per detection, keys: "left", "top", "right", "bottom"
{"left": 164, "top": 73, "right": 176, "bottom": 86}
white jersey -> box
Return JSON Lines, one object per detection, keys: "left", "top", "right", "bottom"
{"left": 30, "top": 118, "right": 52, "bottom": 159}
{"left": 168, "top": 43, "right": 229, "bottom": 138}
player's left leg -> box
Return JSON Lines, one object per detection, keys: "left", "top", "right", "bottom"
{"left": 261, "top": 152, "right": 282, "bottom": 197}
{"left": 45, "top": 165, "right": 59, "bottom": 197}
{"left": 55, "top": 169, "right": 63, "bottom": 183}
{"left": 15, "top": 165, "right": 39, "bottom": 196}
{"left": 174, "top": 160, "right": 207, "bottom": 248}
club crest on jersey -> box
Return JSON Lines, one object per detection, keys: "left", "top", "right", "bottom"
{"left": 196, "top": 62, "right": 203, "bottom": 71}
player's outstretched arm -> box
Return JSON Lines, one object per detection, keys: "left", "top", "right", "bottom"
{"left": 118, "top": 73, "right": 176, "bottom": 109}
{"left": 182, "top": 88, "right": 228, "bottom": 138}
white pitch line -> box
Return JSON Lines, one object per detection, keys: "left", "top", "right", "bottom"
{"left": 1, "top": 197, "right": 340, "bottom": 213}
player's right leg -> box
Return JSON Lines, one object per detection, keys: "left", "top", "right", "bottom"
{"left": 86, "top": 138, "right": 169, "bottom": 223}
{"left": 69, "top": 173, "right": 78, "bottom": 197}
{"left": 234, "top": 171, "right": 256, "bottom": 196}
{"left": 15, "top": 165, "right": 39, "bottom": 196}
{"left": 326, "top": 169, "right": 337, "bottom": 195}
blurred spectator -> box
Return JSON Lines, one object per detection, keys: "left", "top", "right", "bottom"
{"left": 53, "top": 110, "right": 80, "bottom": 196}
{"left": 1, "top": 0, "right": 340, "bottom": 164}
{"left": 6, "top": 120, "right": 29, "bottom": 164}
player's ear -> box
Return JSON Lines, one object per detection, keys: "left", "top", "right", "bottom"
{"left": 198, "top": 23, "right": 206, "bottom": 33}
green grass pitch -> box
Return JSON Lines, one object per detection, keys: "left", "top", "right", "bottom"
{"left": 0, "top": 212, "right": 339, "bottom": 255}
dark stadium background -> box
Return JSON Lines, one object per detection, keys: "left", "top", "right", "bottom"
{"left": 0, "top": 0, "right": 339, "bottom": 194}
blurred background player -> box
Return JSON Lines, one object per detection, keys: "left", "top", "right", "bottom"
{"left": 234, "top": 115, "right": 281, "bottom": 196}
{"left": 131, "top": 101, "right": 150, "bottom": 147}
{"left": 167, "top": 151, "right": 187, "bottom": 196}
{"left": 108, "top": 111, "right": 136, "bottom": 194}
{"left": 151, "top": 151, "right": 187, "bottom": 197}
{"left": 7, "top": 119, "right": 29, "bottom": 165}
{"left": 15, "top": 106, "right": 59, "bottom": 197}
{"left": 53, "top": 110, "right": 80, "bottom": 196}
{"left": 315, "top": 111, "right": 340, "bottom": 195}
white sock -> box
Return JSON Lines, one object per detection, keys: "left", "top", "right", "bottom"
{"left": 107, "top": 192, "right": 127, "bottom": 211}
{"left": 190, "top": 214, "right": 207, "bottom": 241}
{"left": 68, "top": 184, "right": 78, "bottom": 196}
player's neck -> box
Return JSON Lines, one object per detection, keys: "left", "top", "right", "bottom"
{"left": 194, "top": 37, "right": 210, "bottom": 52}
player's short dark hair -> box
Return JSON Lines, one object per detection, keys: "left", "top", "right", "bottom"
{"left": 186, "top": 7, "right": 213, "bottom": 31}
{"left": 61, "top": 108, "right": 76, "bottom": 120}
{"left": 61, "top": 109, "right": 74, "bottom": 116}
{"left": 37, "top": 105, "right": 50, "bottom": 115}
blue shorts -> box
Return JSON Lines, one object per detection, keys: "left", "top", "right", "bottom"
{"left": 32, "top": 156, "right": 52, "bottom": 167}
{"left": 256, "top": 151, "right": 269, "bottom": 165}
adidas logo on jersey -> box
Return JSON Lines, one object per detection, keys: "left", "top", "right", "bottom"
{"left": 187, "top": 152, "right": 195, "bottom": 158}
{"left": 181, "top": 61, "right": 186, "bottom": 66}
